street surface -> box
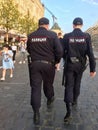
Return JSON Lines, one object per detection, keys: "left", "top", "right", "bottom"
{"left": 0, "top": 51, "right": 98, "bottom": 130}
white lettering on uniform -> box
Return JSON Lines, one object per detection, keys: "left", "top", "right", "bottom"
{"left": 75, "top": 38, "right": 85, "bottom": 42}
{"left": 32, "top": 38, "right": 47, "bottom": 42}
{"left": 69, "top": 38, "right": 75, "bottom": 43}
{"left": 69, "top": 38, "right": 85, "bottom": 43}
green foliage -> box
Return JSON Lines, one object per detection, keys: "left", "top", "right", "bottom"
{"left": 0, "top": 0, "right": 38, "bottom": 36}
{"left": 0, "top": 0, "right": 20, "bottom": 32}
{"left": 18, "top": 11, "right": 38, "bottom": 35}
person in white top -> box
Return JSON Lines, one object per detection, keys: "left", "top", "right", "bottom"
{"left": 11, "top": 43, "right": 17, "bottom": 63}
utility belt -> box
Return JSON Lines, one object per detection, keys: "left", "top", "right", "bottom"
{"left": 67, "top": 56, "right": 88, "bottom": 72}
{"left": 27, "top": 55, "right": 55, "bottom": 65}
{"left": 69, "top": 57, "right": 80, "bottom": 63}
{"left": 32, "top": 60, "right": 54, "bottom": 65}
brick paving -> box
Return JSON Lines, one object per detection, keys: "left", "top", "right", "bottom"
{"left": 0, "top": 51, "right": 98, "bottom": 130}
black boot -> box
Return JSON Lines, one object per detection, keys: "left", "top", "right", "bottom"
{"left": 64, "top": 103, "right": 72, "bottom": 123}
{"left": 72, "top": 99, "right": 77, "bottom": 106}
{"left": 47, "top": 96, "right": 54, "bottom": 107}
{"left": 33, "top": 112, "right": 40, "bottom": 124}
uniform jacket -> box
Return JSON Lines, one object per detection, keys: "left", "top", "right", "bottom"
{"left": 63, "top": 28, "right": 96, "bottom": 72}
{"left": 27, "top": 27, "right": 63, "bottom": 64}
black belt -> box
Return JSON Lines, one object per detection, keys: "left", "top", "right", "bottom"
{"left": 32, "top": 60, "right": 53, "bottom": 65}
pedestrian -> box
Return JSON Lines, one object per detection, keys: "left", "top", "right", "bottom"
{"left": 0, "top": 44, "right": 14, "bottom": 81}
{"left": 19, "top": 41, "right": 26, "bottom": 64}
{"left": 11, "top": 43, "right": 17, "bottom": 63}
{"left": 58, "top": 32, "right": 63, "bottom": 45}
{"left": 27, "top": 17, "right": 63, "bottom": 124}
{"left": 62, "top": 17, "right": 96, "bottom": 122}
{"left": 57, "top": 32, "right": 64, "bottom": 71}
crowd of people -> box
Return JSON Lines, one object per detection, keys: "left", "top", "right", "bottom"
{"left": 0, "top": 17, "right": 96, "bottom": 125}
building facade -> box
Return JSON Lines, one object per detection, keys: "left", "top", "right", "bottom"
{"left": 15, "top": 0, "right": 44, "bottom": 22}
{"left": 0, "top": 0, "right": 44, "bottom": 22}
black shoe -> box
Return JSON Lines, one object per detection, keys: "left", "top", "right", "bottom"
{"left": 72, "top": 100, "right": 77, "bottom": 106}
{"left": 33, "top": 112, "right": 40, "bottom": 124}
{"left": 64, "top": 103, "right": 72, "bottom": 123}
{"left": 47, "top": 96, "right": 54, "bottom": 106}
{"left": 64, "top": 112, "right": 72, "bottom": 123}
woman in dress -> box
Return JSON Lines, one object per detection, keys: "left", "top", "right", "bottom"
{"left": 0, "top": 44, "right": 14, "bottom": 81}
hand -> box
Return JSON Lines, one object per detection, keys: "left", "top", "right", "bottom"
{"left": 55, "top": 63, "right": 60, "bottom": 71}
{"left": 90, "top": 72, "right": 96, "bottom": 77}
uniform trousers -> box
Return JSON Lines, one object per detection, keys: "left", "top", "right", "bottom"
{"left": 29, "top": 62, "right": 55, "bottom": 112}
{"left": 64, "top": 62, "right": 83, "bottom": 103}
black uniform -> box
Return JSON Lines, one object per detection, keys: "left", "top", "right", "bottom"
{"left": 63, "top": 28, "right": 96, "bottom": 103}
{"left": 27, "top": 27, "right": 63, "bottom": 112}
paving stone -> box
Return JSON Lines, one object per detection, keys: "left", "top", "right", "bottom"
{"left": 0, "top": 52, "right": 98, "bottom": 130}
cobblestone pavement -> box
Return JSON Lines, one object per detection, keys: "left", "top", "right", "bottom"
{"left": 0, "top": 52, "right": 98, "bottom": 130}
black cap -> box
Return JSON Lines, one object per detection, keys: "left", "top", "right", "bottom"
{"left": 38, "top": 17, "right": 49, "bottom": 25}
{"left": 73, "top": 17, "right": 83, "bottom": 25}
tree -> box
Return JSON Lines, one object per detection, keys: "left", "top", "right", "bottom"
{"left": 18, "top": 10, "right": 38, "bottom": 35}
{"left": 0, "top": 0, "right": 20, "bottom": 43}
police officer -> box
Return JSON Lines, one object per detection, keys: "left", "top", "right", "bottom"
{"left": 62, "top": 17, "right": 96, "bottom": 122}
{"left": 27, "top": 17, "right": 63, "bottom": 124}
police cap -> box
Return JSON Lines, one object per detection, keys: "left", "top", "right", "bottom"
{"left": 39, "top": 17, "right": 49, "bottom": 25}
{"left": 73, "top": 17, "right": 83, "bottom": 25}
